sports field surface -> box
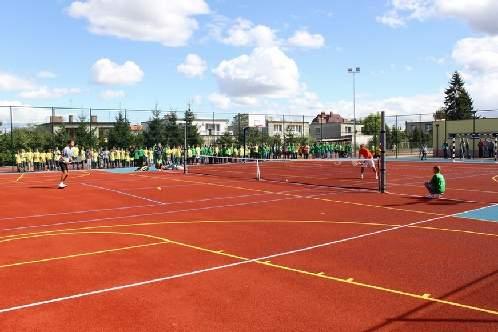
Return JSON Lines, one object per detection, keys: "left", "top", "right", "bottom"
{"left": 0, "top": 161, "right": 497, "bottom": 331}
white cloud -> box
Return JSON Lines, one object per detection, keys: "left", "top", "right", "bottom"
{"left": 426, "top": 56, "right": 446, "bottom": 64}
{"left": 67, "top": 0, "right": 210, "bottom": 47}
{"left": 0, "top": 72, "right": 34, "bottom": 91}
{"left": 219, "top": 18, "right": 278, "bottom": 47}
{"left": 451, "top": 35, "right": 498, "bottom": 107}
{"left": 37, "top": 70, "right": 57, "bottom": 79}
{"left": 437, "top": 0, "right": 498, "bottom": 35}
{"left": 208, "top": 93, "right": 231, "bottom": 110}
{"left": 100, "top": 89, "right": 125, "bottom": 99}
{"left": 376, "top": 9, "right": 407, "bottom": 28}
{"left": 92, "top": 58, "right": 143, "bottom": 85}
{"left": 213, "top": 47, "right": 300, "bottom": 98}
{"left": 377, "top": 0, "right": 498, "bottom": 34}
{"left": 376, "top": 0, "right": 436, "bottom": 28}
{"left": 177, "top": 54, "right": 207, "bottom": 78}
{"left": 287, "top": 30, "right": 325, "bottom": 48}
{"left": 19, "top": 87, "right": 81, "bottom": 99}
{"left": 0, "top": 101, "right": 52, "bottom": 127}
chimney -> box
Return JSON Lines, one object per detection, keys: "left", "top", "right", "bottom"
{"left": 68, "top": 115, "right": 74, "bottom": 123}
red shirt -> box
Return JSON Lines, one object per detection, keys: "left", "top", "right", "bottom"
{"left": 359, "top": 147, "right": 373, "bottom": 159}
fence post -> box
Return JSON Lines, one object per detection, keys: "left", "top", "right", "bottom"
{"left": 10, "top": 106, "right": 14, "bottom": 172}
{"left": 380, "top": 111, "right": 386, "bottom": 193}
{"left": 451, "top": 136, "right": 456, "bottom": 162}
{"left": 495, "top": 134, "right": 497, "bottom": 162}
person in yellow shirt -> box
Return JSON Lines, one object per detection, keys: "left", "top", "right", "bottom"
{"left": 40, "top": 150, "right": 47, "bottom": 171}
{"left": 92, "top": 148, "right": 98, "bottom": 169}
{"left": 79, "top": 148, "right": 85, "bottom": 170}
{"left": 71, "top": 145, "right": 79, "bottom": 170}
{"left": 15, "top": 151, "right": 23, "bottom": 172}
{"left": 110, "top": 148, "right": 116, "bottom": 168}
{"left": 54, "top": 148, "right": 61, "bottom": 170}
{"left": 33, "top": 149, "right": 41, "bottom": 171}
{"left": 46, "top": 149, "right": 54, "bottom": 171}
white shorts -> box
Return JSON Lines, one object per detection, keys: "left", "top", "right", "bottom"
{"left": 357, "top": 159, "right": 375, "bottom": 168}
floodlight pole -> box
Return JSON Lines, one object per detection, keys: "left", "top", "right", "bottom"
{"left": 348, "top": 67, "right": 360, "bottom": 158}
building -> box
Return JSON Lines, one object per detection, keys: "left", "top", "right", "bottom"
{"left": 193, "top": 118, "right": 230, "bottom": 144}
{"left": 432, "top": 118, "right": 498, "bottom": 157}
{"left": 39, "top": 115, "right": 116, "bottom": 139}
{"left": 405, "top": 121, "right": 433, "bottom": 136}
{"left": 309, "top": 111, "right": 369, "bottom": 144}
{"left": 264, "top": 117, "right": 309, "bottom": 139}
{"left": 141, "top": 117, "right": 230, "bottom": 144}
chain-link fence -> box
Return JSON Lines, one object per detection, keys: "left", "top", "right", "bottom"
{"left": 1, "top": 105, "right": 496, "bottom": 172}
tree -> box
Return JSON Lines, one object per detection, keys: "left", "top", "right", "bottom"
{"left": 144, "top": 110, "right": 165, "bottom": 147}
{"left": 74, "top": 116, "right": 97, "bottom": 148}
{"left": 284, "top": 127, "right": 297, "bottom": 145}
{"left": 443, "top": 71, "right": 474, "bottom": 120}
{"left": 361, "top": 113, "right": 381, "bottom": 148}
{"left": 229, "top": 113, "right": 249, "bottom": 144}
{"left": 53, "top": 125, "right": 69, "bottom": 149}
{"left": 216, "top": 132, "right": 235, "bottom": 146}
{"left": 107, "top": 112, "right": 132, "bottom": 148}
{"left": 184, "top": 107, "right": 202, "bottom": 146}
{"left": 433, "top": 107, "right": 446, "bottom": 120}
{"left": 164, "top": 111, "right": 182, "bottom": 146}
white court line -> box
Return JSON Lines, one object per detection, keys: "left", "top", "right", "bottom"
{"left": 0, "top": 197, "right": 298, "bottom": 233}
{"left": 387, "top": 181, "right": 498, "bottom": 195}
{"left": 82, "top": 183, "right": 166, "bottom": 206}
{"left": 0, "top": 188, "right": 329, "bottom": 233}
{"left": 385, "top": 191, "right": 478, "bottom": 204}
{"left": 453, "top": 203, "right": 498, "bottom": 216}
{"left": 0, "top": 204, "right": 156, "bottom": 222}
{"left": 0, "top": 202, "right": 487, "bottom": 315}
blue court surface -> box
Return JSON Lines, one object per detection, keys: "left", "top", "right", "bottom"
{"left": 456, "top": 204, "right": 498, "bottom": 222}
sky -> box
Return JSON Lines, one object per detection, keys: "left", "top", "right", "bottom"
{"left": 1, "top": 0, "right": 498, "bottom": 126}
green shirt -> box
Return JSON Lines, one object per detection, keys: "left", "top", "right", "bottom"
{"left": 431, "top": 173, "right": 446, "bottom": 194}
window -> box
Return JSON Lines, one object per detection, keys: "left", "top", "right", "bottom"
{"left": 345, "top": 126, "right": 352, "bottom": 133}
{"left": 315, "top": 128, "right": 321, "bottom": 135}
{"left": 274, "top": 124, "right": 282, "bottom": 132}
{"left": 425, "top": 124, "right": 432, "bottom": 131}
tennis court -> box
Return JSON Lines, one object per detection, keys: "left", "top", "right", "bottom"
{"left": 0, "top": 160, "right": 497, "bottom": 331}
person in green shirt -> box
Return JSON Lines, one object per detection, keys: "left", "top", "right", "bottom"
{"left": 425, "top": 166, "right": 446, "bottom": 199}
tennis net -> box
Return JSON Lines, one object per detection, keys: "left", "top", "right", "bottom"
{"left": 187, "top": 156, "right": 381, "bottom": 191}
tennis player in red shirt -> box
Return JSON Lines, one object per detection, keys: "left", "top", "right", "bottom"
{"left": 358, "top": 144, "right": 378, "bottom": 180}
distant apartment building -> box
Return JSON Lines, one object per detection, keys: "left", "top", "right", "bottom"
{"left": 264, "top": 117, "right": 309, "bottom": 138}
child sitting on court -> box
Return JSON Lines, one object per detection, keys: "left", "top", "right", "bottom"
{"left": 135, "top": 161, "right": 149, "bottom": 172}
{"left": 425, "top": 166, "right": 445, "bottom": 199}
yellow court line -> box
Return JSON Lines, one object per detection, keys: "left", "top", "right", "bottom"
{"left": 2, "top": 219, "right": 497, "bottom": 242}
{"left": 15, "top": 173, "right": 25, "bottom": 182}
{"left": 0, "top": 230, "right": 170, "bottom": 245}
{"left": 0, "top": 231, "right": 171, "bottom": 270}
{"left": 74, "top": 171, "right": 91, "bottom": 178}
{"left": 142, "top": 175, "right": 445, "bottom": 217}
{"left": 1, "top": 225, "right": 496, "bottom": 316}
{"left": 0, "top": 242, "right": 165, "bottom": 269}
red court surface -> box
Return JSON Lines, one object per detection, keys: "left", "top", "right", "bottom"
{"left": 0, "top": 161, "right": 497, "bottom": 331}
